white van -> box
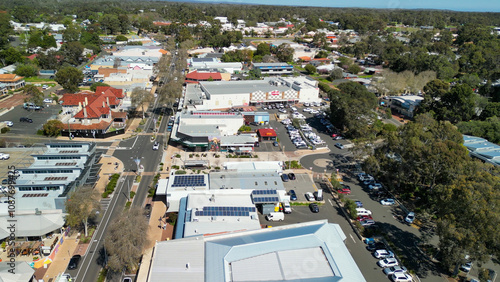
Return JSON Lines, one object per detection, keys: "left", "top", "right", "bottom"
{"left": 356, "top": 208, "right": 372, "bottom": 216}
{"left": 266, "top": 212, "right": 284, "bottom": 221}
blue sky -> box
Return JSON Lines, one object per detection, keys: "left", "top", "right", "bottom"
{"left": 194, "top": 0, "right": 500, "bottom": 12}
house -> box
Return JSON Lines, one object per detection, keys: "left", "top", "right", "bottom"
{"left": 0, "top": 74, "right": 25, "bottom": 90}
{"left": 257, "top": 128, "right": 277, "bottom": 141}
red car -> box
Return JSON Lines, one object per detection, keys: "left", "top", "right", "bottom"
{"left": 337, "top": 187, "right": 351, "bottom": 194}
{"left": 357, "top": 215, "right": 373, "bottom": 221}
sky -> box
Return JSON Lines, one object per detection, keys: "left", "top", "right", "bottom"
{"left": 190, "top": 0, "right": 500, "bottom": 12}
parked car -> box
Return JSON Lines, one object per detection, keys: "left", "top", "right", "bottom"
{"left": 281, "top": 174, "right": 289, "bottom": 182}
{"left": 357, "top": 215, "right": 373, "bottom": 221}
{"left": 378, "top": 257, "right": 399, "bottom": 268}
{"left": 337, "top": 186, "right": 351, "bottom": 194}
{"left": 460, "top": 262, "right": 472, "bottom": 272}
{"left": 369, "top": 183, "right": 383, "bottom": 190}
{"left": 273, "top": 141, "right": 279, "bottom": 147}
{"left": 355, "top": 201, "right": 363, "bottom": 208}
{"left": 405, "top": 212, "right": 415, "bottom": 224}
{"left": 68, "top": 255, "right": 81, "bottom": 270}
{"left": 383, "top": 266, "right": 408, "bottom": 275}
{"left": 43, "top": 98, "right": 53, "bottom": 103}
{"left": 374, "top": 249, "right": 394, "bottom": 259}
{"left": 391, "top": 272, "right": 412, "bottom": 282}
{"left": 358, "top": 173, "right": 374, "bottom": 182}
{"left": 313, "top": 189, "right": 323, "bottom": 201}
{"left": 254, "top": 142, "right": 260, "bottom": 147}
{"left": 144, "top": 204, "right": 152, "bottom": 218}
{"left": 360, "top": 219, "right": 376, "bottom": 227}
{"left": 309, "top": 203, "right": 319, "bottom": 213}
{"left": 335, "top": 143, "right": 344, "bottom": 149}
{"left": 289, "top": 190, "right": 297, "bottom": 201}
{"left": 288, "top": 173, "right": 296, "bottom": 180}
{"left": 305, "top": 192, "right": 315, "bottom": 201}
{"left": 19, "top": 117, "right": 33, "bottom": 123}
{"left": 366, "top": 242, "right": 386, "bottom": 252}
{"left": 0, "top": 153, "right": 10, "bottom": 160}
{"left": 152, "top": 142, "right": 159, "bottom": 150}
{"left": 3, "top": 121, "right": 13, "bottom": 127}
{"left": 380, "top": 198, "right": 396, "bottom": 206}
{"left": 356, "top": 208, "right": 372, "bottom": 216}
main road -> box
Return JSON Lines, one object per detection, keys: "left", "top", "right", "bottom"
{"left": 75, "top": 97, "right": 168, "bottom": 282}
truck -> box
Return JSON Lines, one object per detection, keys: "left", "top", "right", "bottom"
{"left": 265, "top": 212, "right": 284, "bottom": 221}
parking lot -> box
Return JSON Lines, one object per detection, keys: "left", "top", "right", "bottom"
{"left": 281, "top": 172, "right": 318, "bottom": 202}
{"left": 0, "top": 103, "right": 62, "bottom": 135}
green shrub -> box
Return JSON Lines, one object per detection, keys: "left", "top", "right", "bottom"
{"left": 135, "top": 175, "right": 141, "bottom": 183}
{"left": 97, "top": 268, "right": 108, "bottom": 282}
{"left": 125, "top": 201, "right": 132, "bottom": 208}
{"left": 0, "top": 127, "right": 10, "bottom": 134}
{"left": 139, "top": 119, "right": 146, "bottom": 125}
{"left": 102, "top": 191, "right": 109, "bottom": 198}
{"left": 130, "top": 191, "right": 136, "bottom": 199}
{"left": 175, "top": 170, "right": 187, "bottom": 175}
{"left": 168, "top": 213, "right": 178, "bottom": 226}
{"left": 214, "top": 166, "right": 221, "bottom": 170}
{"left": 171, "top": 165, "right": 180, "bottom": 169}
{"left": 36, "top": 129, "right": 44, "bottom": 135}
{"left": 175, "top": 154, "right": 181, "bottom": 158}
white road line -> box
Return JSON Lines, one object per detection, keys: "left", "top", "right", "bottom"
{"left": 328, "top": 199, "right": 334, "bottom": 206}
{"left": 350, "top": 234, "right": 356, "bottom": 243}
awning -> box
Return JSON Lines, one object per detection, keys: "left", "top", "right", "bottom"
{"left": 0, "top": 213, "right": 65, "bottom": 239}
{"left": 238, "top": 147, "right": 253, "bottom": 152}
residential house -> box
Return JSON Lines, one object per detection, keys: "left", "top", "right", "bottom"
{"left": 0, "top": 74, "right": 25, "bottom": 90}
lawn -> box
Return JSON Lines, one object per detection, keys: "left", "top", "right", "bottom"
{"left": 24, "top": 77, "right": 56, "bottom": 83}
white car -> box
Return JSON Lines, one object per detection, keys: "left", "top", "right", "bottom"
{"left": 310, "top": 109, "right": 319, "bottom": 114}
{"left": 374, "top": 249, "right": 394, "bottom": 259}
{"left": 378, "top": 257, "right": 398, "bottom": 268}
{"left": 43, "top": 98, "right": 53, "bottom": 103}
{"left": 305, "top": 192, "right": 315, "bottom": 201}
{"left": 3, "top": 121, "right": 13, "bottom": 127}
{"left": 391, "top": 272, "right": 412, "bottom": 282}
{"left": 0, "top": 153, "right": 10, "bottom": 160}
{"left": 303, "top": 108, "right": 312, "bottom": 112}
{"left": 356, "top": 208, "right": 372, "bottom": 216}
{"left": 152, "top": 142, "right": 160, "bottom": 150}
{"left": 278, "top": 108, "right": 287, "bottom": 113}
{"left": 383, "top": 266, "right": 407, "bottom": 275}
{"left": 290, "top": 106, "right": 297, "bottom": 111}
{"left": 380, "top": 198, "right": 396, "bottom": 206}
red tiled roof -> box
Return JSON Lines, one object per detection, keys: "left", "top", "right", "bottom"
{"left": 95, "top": 86, "right": 125, "bottom": 99}
{"left": 185, "top": 70, "right": 222, "bottom": 81}
{"left": 63, "top": 121, "right": 111, "bottom": 130}
{"left": 312, "top": 58, "right": 330, "bottom": 61}
{"left": 257, "top": 128, "right": 277, "bottom": 137}
{"left": 111, "top": 111, "right": 127, "bottom": 119}
{"left": 0, "top": 74, "right": 24, "bottom": 82}
{"left": 298, "top": 56, "right": 311, "bottom": 61}
{"left": 26, "top": 54, "right": 38, "bottom": 60}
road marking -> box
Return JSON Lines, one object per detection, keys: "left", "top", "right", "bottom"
{"left": 350, "top": 234, "right": 356, "bottom": 243}
{"left": 328, "top": 199, "right": 333, "bottom": 206}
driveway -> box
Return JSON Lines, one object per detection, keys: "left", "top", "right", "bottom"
{"left": 1, "top": 104, "right": 62, "bottom": 135}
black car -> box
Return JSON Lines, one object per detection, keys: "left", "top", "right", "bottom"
{"left": 19, "top": 117, "right": 33, "bottom": 123}
{"left": 366, "top": 242, "right": 386, "bottom": 252}
{"left": 68, "top": 255, "right": 81, "bottom": 270}
{"left": 281, "top": 174, "right": 289, "bottom": 182}
{"left": 144, "top": 204, "right": 152, "bottom": 218}
{"left": 309, "top": 203, "right": 319, "bottom": 213}
{"left": 1, "top": 179, "right": 8, "bottom": 185}
{"left": 289, "top": 190, "right": 297, "bottom": 201}
{"left": 288, "top": 173, "right": 296, "bottom": 180}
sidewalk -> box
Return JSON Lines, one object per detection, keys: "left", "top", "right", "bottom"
{"left": 35, "top": 232, "right": 82, "bottom": 281}
{"left": 55, "top": 117, "right": 144, "bottom": 142}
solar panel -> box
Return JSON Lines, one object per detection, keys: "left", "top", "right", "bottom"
{"left": 194, "top": 206, "right": 256, "bottom": 217}
{"left": 172, "top": 175, "right": 206, "bottom": 187}
{"left": 252, "top": 197, "right": 279, "bottom": 204}
{"left": 252, "top": 190, "right": 277, "bottom": 195}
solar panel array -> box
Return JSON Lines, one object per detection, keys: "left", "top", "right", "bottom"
{"left": 253, "top": 197, "right": 279, "bottom": 204}
{"left": 172, "top": 175, "right": 206, "bottom": 187}
{"left": 252, "top": 190, "right": 278, "bottom": 195}
{"left": 194, "top": 206, "right": 256, "bottom": 217}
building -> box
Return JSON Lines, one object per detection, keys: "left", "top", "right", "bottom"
{"left": 59, "top": 86, "right": 126, "bottom": 138}
{"left": 463, "top": 135, "right": 500, "bottom": 166}
{"left": 252, "top": 62, "right": 294, "bottom": 75}
{"left": 175, "top": 192, "right": 261, "bottom": 238}
{"left": 184, "top": 76, "right": 320, "bottom": 110}
{"left": 0, "top": 142, "right": 100, "bottom": 240}
{"left": 257, "top": 128, "right": 277, "bottom": 141}
{"left": 185, "top": 70, "right": 223, "bottom": 84}
{"left": 0, "top": 74, "right": 25, "bottom": 90}
{"left": 147, "top": 220, "right": 366, "bottom": 281}
{"left": 388, "top": 95, "right": 424, "bottom": 118}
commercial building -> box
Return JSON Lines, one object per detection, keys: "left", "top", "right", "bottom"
{"left": 252, "top": 62, "right": 294, "bottom": 75}
{"left": 184, "top": 76, "right": 320, "bottom": 110}
{"left": 388, "top": 95, "right": 424, "bottom": 118}
{"left": 0, "top": 142, "right": 100, "bottom": 240}
{"left": 147, "top": 220, "right": 366, "bottom": 281}
{"left": 463, "top": 135, "right": 500, "bottom": 166}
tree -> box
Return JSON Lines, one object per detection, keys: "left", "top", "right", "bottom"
{"left": 347, "top": 64, "right": 361, "bottom": 74}
{"left": 90, "top": 82, "right": 110, "bottom": 92}
{"left": 104, "top": 207, "right": 149, "bottom": 273}
{"left": 23, "top": 85, "right": 44, "bottom": 106}
{"left": 0, "top": 47, "right": 24, "bottom": 66}
{"left": 0, "top": 13, "right": 13, "bottom": 50}
{"left": 65, "top": 186, "right": 100, "bottom": 237}
{"left": 55, "top": 66, "right": 83, "bottom": 93}
{"left": 115, "top": 35, "right": 128, "bottom": 42}
{"left": 14, "top": 64, "right": 39, "bottom": 77}
{"left": 63, "top": 24, "right": 81, "bottom": 43}
{"left": 42, "top": 120, "right": 64, "bottom": 137}
{"left": 274, "top": 43, "right": 294, "bottom": 62}
{"left": 60, "top": 41, "right": 84, "bottom": 66}
{"left": 304, "top": 64, "right": 316, "bottom": 75}
{"left": 131, "top": 87, "right": 154, "bottom": 118}
{"left": 157, "top": 81, "right": 182, "bottom": 114}
{"left": 328, "top": 68, "right": 343, "bottom": 81}
{"left": 255, "top": 43, "right": 271, "bottom": 56}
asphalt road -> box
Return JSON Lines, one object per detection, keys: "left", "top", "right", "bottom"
{"left": 75, "top": 96, "right": 167, "bottom": 282}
